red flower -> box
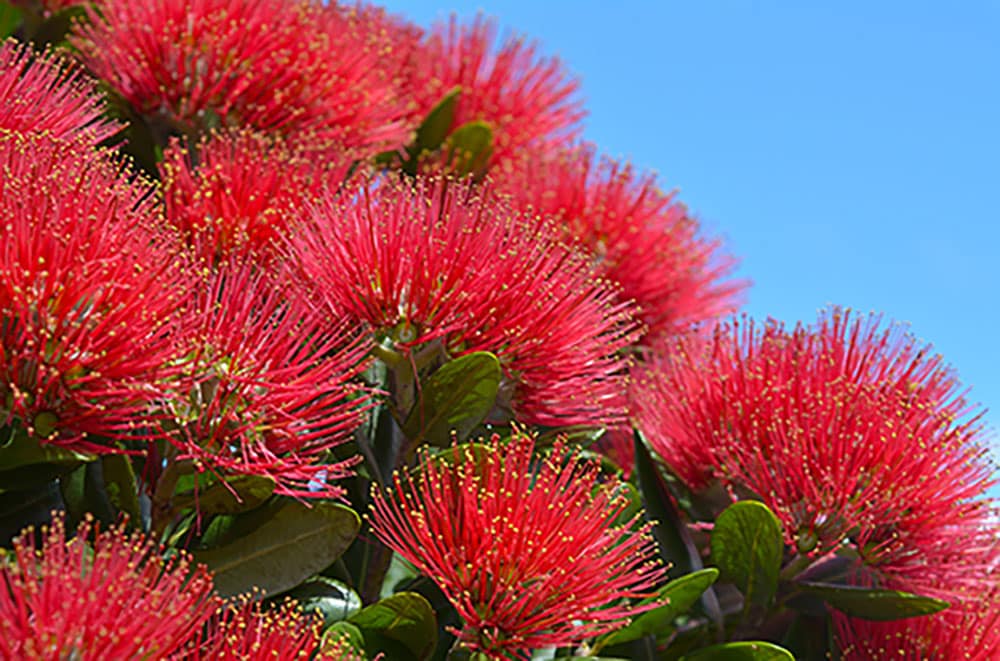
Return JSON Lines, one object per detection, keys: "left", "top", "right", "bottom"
{"left": 636, "top": 310, "right": 995, "bottom": 597}
{"left": 188, "top": 597, "right": 348, "bottom": 660}
{"left": 165, "top": 260, "right": 372, "bottom": 498}
{"left": 160, "top": 129, "right": 355, "bottom": 265}
{"left": 294, "top": 176, "right": 640, "bottom": 429}
{"left": 0, "top": 39, "right": 120, "bottom": 144}
{"left": 369, "top": 430, "right": 665, "bottom": 659}
{"left": 0, "top": 131, "right": 183, "bottom": 453}
{"left": 0, "top": 514, "right": 216, "bottom": 659}
{"left": 72, "top": 0, "right": 411, "bottom": 152}
{"left": 408, "top": 14, "right": 584, "bottom": 167}
{"left": 496, "top": 144, "right": 746, "bottom": 342}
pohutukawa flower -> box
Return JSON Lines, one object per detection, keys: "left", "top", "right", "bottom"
{"left": 294, "top": 176, "right": 640, "bottom": 429}
{"left": 189, "top": 597, "right": 345, "bottom": 660}
{"left": 0, "top": 38, "right": 120, "bottom": 144}
{"left": 0, "top": 130, "right": 184, "bottom": 453}
{"left": 0, "top": 514, "right": 216, "bottom": 659}
{"left": 408, "top": 15, "right": 584, "bottom": 168}
{"left": 72, "top": 0, "right": 411, "bottom": 152}
{"left": 369, "top": 430, "right": 666, "bottom": 659}
{"left": 636, "top": 309, "right": 995, "bottom": 598}
{"left": 160, "top": 129, "right": 356, "bottom": 265}
{"left": 165, "top": 259, "right": 372, "bottom": 498}
{"left": 496, "top": 143, "right": 746, "bottom": 342}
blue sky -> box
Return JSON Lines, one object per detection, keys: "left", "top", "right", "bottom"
{"left": 383, "top": 1, "right": 1000, "bottom": 486}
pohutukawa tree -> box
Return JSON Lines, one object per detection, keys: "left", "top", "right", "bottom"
{"left": 0, "top": 1, "right": 994, "bottom": 659}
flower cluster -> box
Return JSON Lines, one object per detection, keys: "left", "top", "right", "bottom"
{"left": 0, "top": 515, "right": 216, "bottom": 659}
{"left": 294, "top": 176, "right": 640, "bottom": 429}
{"left": 370, "top": 429, "right": 665, "bottom": 658}
{"left": 635, "top": 309, "right": 995, "bottom": 597}
{"left": 0, "top": 130, "right": 182, "bottom": 452}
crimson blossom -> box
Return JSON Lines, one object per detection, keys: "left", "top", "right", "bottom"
{"left": 163, "top": 259, "right": 372, "bottom": 498}
{"left": 0, "top": 514, "right": 216, "bottom": 660}
{"left": 636, "top": 309, "right": 995, "bottom": 599}
{"left": 496, "top": 143, "right": 746, "bottom": 343}
{"left": 72, "top": 0, "right": 411, "bottom": 152}
{"left": 294, "top": 176, "right": 640, "bottom": 430}
{"left": 0, "top": 38, "right": 119, "bottom": 144}
{"left": 407, "top": 14, "right": 584, "bottom": 168}
{"left": 0, "top": 130, "right": 183, "bottom": 453}
{"left": 160, "top": 129, "right": 355, "bottom": 265}
{"left": 369, "top": 430, "right": 665, "bottom": 659}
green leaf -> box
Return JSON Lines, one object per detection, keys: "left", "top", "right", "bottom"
{"left": 320, "top": 621, "right": 365, "bottom": 655}
{"left": 288, "top": 576, "right": 363, "bottom": 627}
{"left": 594, "top": 569, "right": 719, "bottom": 651}
{"left": 444, "top": 121, "right": 493, "bottom": 177}
{"left": 172, "top": 472, "right": 275, "bottom": 515}
{"left": 414, "top": 87, "right": 460, "bottom": 154}
{"left": 100, "top": 454, "right": 142, "bottom": 522}
{"left": 193, "top": 500, "right": 360, "bottom": 598}
{"left": 796, "top": 581, "right": 949, "bottom": 621}
{"left": 0, "top": 2, "right": 23, "bottom": 39}
{"left": 710, "top": 500, "right": 784, "bottom": 608}
{"left": 680, "top": 641, "right": 795, "bottom": 660}
{"left": 0, "top": 425, "right": 92, "bottom": 492}
{"left": 402, "top": 352, "right": 501, "bottom": 447}
{"left": 348, "top": 592, "right": 437, "bottom": 661}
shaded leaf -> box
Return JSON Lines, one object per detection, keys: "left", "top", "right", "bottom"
{"left": 0, "top": 425, "right": 92, "bottom": 492}
{"left": 797, "top": 581, "right": 949, "bottom": 621}
{"left": 0, "top": 480, "right": 62, "bottom": 545}
{"left": 680, "top": 641, "right": 795, "bottom": 660}
{"left": 402, "top": 352, "right": 501, "bottom": 447}
{"left": 595, "top": 569, "right": 720, "bottom": 650}
{"left": 710, "top": 501, "right": 784, "bottom": 608}
{"left": 193, "top": 500, "right": 359, "bottom": 598}
{"left": 0, "top": 2, "right": 22, "bottom": 39}
{"left": 633, "top": 432, "right": 723, "bottom": 631}
{"left": 289, "top": 576, "right": 363, "bottom": 627}
{"left": 101, "top": 454, "right": 142, "bottom": 521}
{"left": 173, "top": 472, "right": 275, "bottom": 515}
{"left": 348, "top": 592, "right": 437, "bottom": 661}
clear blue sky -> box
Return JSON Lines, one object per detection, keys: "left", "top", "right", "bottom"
{"left": 383, "top": 1, "right": 1000, "bottom": 489}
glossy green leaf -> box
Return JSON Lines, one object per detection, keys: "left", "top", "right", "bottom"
{"left": 348, "top": 592, "right": 437, "bottom": 661}
{"left": 711, "top": 500, "right": 784, "bottom": 608}
{"left": 444, "top": 121, "right": 493, "bottom": 177}
{"left": 797, "top": 581, "right": 949, "bottom": 621}
{"left": 402, "top": 352, "right": 501, "bottom": 446}
{"left": 594, "top": 568, "right": 720, "bottom": 651}
{"left": 414, "top": 86, "right": 459, "bottom": 153}
{"left": 194, "top": 501, "right": 360, "bottom": 598}
{"left": 680, "top": 641, "right": 795, "bottom": 660}
{"left": 172, "top": 472, "right": 275, "bottom": 515}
